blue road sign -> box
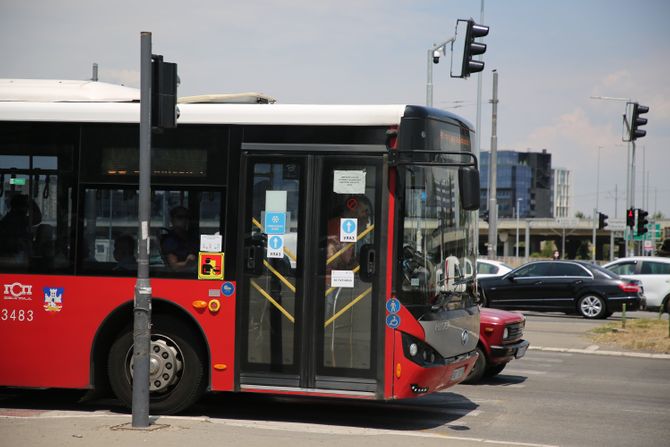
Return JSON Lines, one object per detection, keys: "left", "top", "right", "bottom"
{"left": 386, "top": 314, "right": 401, "bottom": 329}
{"left": 386, "top": 298, "right": 401, "bottom": 314}
{"left": 221, "top": 281, "right": 236, "bottom": 297}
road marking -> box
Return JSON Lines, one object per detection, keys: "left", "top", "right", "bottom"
{"left": 530, "top": 346, "right": 670, "bottom": 359}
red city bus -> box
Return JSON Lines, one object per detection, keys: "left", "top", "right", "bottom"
{"left": 0, "top": 79, "right": 480, "bottom": 414}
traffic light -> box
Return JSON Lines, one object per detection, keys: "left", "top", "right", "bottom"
{"left": 636, "top": 208, "right": 649, "bottom": 236}
{"left": 460, "top": 19, "right": 489, "bottom": 77}
{"left": 626, "top": 208, "right": 635, "bottom": 228}
{"left": 598, "top": 212, "right": 608, "bottom": 230}
{"left": 630, "top": 103, "right": 649, "bottom": 141}
{"left": 152, "top": 55, "right": 178, "bottom": 129}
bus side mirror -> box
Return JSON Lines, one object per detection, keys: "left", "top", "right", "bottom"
{"left": 459, "top": 167, "right": 480, "bottom": 211}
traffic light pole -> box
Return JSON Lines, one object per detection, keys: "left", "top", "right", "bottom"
{"left": 133, "top": 31, "right": 153, "bottom": 428}
{"left": 592, "top": 208, "right": 597, "bottom": 261}
{"left": 487, "top": 70, "right": 498, "bottom": 259}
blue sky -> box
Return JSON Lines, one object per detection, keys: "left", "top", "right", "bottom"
{"left": 2, "top": 0, "right": 669, "bottom": 218}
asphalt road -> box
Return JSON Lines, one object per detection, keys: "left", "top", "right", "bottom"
{"left": 1, "top": 312, "right": 668, "bottom": 447}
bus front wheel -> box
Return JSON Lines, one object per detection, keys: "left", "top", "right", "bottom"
{"left": 108, "top": 315, "right": 206, "bottom": 415}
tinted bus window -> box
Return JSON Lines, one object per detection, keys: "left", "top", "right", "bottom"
{"left": 79, "top": 188, "right": 223, "bottom": 277}
{"left": 0, "top": 142, "right": 74, "bottom": 273}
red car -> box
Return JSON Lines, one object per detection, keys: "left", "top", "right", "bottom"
{"left": 462, "top": 308, "right": 529, "bottom": 383}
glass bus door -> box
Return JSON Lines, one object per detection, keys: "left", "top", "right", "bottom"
{"left": 238, "top": 153, "right": 384, "bottom": 395}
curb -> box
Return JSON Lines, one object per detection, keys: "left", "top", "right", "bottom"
{"left": 529, "top": 345, "right": 670, "bottom": 359}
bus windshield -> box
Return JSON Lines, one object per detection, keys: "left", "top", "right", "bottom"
{"left": 398, "top": 164, "right": 476, "bottom": 311}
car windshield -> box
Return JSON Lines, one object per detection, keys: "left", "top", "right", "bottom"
{"left": 397, "top": 165, "right": 477, "bottom": 307}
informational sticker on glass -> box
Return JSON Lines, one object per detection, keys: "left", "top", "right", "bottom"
{"left": 333, "top": 170, "right": 366, "bottom": 194}
{"left": 331, "top": 270, "right": 355, "bottom": 288}
{"left": 198, "top": 252, "right": 224, "bottom": 280}
{"left": 267, "top": 235, "right": 284, "bottom": 258}
{"left": 265, "top": 190, "right": 287, "bottom": 212}
{"left": 340, "top": 218, "right": 357, "bottom": 242}
{"left": 200, "top": 234, "right": 223, "bottom": 253}
{"left": 264, "top": 212, "right": 286, "bottom": 235}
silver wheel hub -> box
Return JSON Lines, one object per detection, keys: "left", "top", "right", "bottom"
{"left": 581, "top": 296, "right": 602, "bottom": 317}
{"left": 128, "top": 336, "right": 184, "bottom": 393}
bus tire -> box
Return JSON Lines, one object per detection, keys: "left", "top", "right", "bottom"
{"left": 461, "top": 347, "right": 486, "bottom": 384}
{"left": 107, "top": 315, "right": 206, "bottom": 415}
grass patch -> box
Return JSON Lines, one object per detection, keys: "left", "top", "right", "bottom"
{"left": 589, "top": 318, "right": 670, "bottom": 354}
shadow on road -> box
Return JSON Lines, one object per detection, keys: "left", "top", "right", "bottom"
{"left": 189, "top": 391, "right": 479, "bottom": 431}
{"left": 465, "top": 373, "right": 527, "bottom": 386}
{"left": 0, "top": 387, "right": 479, "bottom": 431}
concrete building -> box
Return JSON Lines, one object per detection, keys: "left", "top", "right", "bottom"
{"left": 552, "top": 167, "right": 571, "bottom": 218}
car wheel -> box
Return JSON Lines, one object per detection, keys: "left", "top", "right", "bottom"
{"left": 485, "top": 363, "right": 506, "bottom": 377}
{"left": 108, "top": 315, "right": 206, "bottom": 415}
{"left": 461, "top": 347, "right": 486, "bottom": 384}
{"left": 664, "top": 296, "right": 670, "bottom": 315}
{"left": 578, "top": 294, "right": 607, "bottom": 319}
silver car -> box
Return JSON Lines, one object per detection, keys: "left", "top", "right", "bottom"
{"left": 604, "top": 257, "right": 670, "bottom": 313}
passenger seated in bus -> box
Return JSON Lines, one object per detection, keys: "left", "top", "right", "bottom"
{"left": 113, "top": 234, "right": 137, "bottom": 271}
{"left": 0, "top": 194, "right": 42, "bottom": 260}
{"left": 161, "top": 206, "right": 198, "bottom": 271}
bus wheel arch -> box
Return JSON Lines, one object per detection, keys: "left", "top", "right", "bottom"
{"left": 91, "top": 298, "right": 210, "bottom": 414}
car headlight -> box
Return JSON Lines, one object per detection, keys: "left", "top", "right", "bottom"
{"left": 503, "top": 327, "right": 509, "bottom": 339}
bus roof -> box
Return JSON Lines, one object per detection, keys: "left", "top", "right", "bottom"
{"left": 0, "top": 79, "right": 140, "bottom": 102}
{"left": 0, "top": 79, "right": 471, "bottom": 129}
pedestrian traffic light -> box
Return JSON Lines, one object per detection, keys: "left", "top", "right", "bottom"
{"left": 630, "top": 103, "right": 649, "bottom": 141}
{"left": 626, "top": 208, "right": 635, "bottom": 228}
{"left": 598, "top": 212, "right": 608, "bottom": 230}
{"left": 460, "top": 19, "right": 489, "bottom": 77}
{"left": 636, "top": 208, "right": 649, "bottom": 236}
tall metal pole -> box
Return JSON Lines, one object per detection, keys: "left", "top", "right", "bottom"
{"left": 515, "top": 199, "right": 520, "bottom": 258}
{"left": 592, "top": 146, "right": 601, "bottom": 261}
{"left": 426, "top": 49, "right": 433, "bottom": 107}
{"left": 475, "top": 0, "right": 485, "bottom": 163}
{"left": 487, "top": 70, "right": 498, "bottom": 259}
{"left": 630, "top": 141, "right": 636, "bottom": 256}
{"left": 426, "top": 37, "right": 455, "bottom": 107}
{"left": 132, "top": 31, "right": 153, "bottom": 428}
{"left": 524, "top": 220, "right": 530, "bottom": 262}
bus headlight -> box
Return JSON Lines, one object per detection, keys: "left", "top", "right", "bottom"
{"left": 409, "top": 343, "right": 419, "bottom": 357}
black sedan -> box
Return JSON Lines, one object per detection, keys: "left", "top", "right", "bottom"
{"left": 478, "top": 260, "right": 643, "bottom": 319}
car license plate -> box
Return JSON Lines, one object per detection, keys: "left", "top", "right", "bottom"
{"left": 515, "top": 344, "right": 528, "bottom": 359}
{"left": 450, "top": 366, "right": 465, "bottom": 381}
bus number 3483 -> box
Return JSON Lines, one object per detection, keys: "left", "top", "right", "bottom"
{"left": 1, "top": 309, "right": 34, "bottom": 322}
